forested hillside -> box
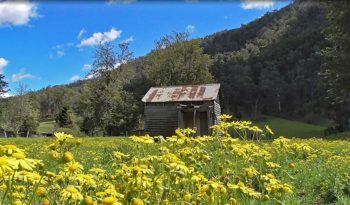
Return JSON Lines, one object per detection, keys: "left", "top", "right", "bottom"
{"left": 1, "top": 0, "right": 349, "bottom": 136}
{"left": 203, "top": 1, "right": 329, "bottom": 121}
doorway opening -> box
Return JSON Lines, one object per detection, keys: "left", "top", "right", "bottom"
{"left": 182, "top": 111, "right": 208, "bottom": 136}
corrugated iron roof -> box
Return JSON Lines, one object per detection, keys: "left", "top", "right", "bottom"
{"left": 142, "top": 83, "right": 220, "bottom": 103}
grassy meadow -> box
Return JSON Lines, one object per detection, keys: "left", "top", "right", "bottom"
{"left": 1, "top": 117, "right": 350, "bottom": 205}
{"left": 37, "top": 121, "right": 56, "bottom": 133}
{"left": 37, "top": 116, "right": 328, "bottom": 138}
{"left": 255, "top": 118, "right": 326, "bottom": 138}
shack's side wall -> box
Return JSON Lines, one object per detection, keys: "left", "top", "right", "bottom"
{"left": 144, "top": 104, "right": 178, "bottom": 136}
{"left": 214, "top": 100, "right": 221, "bottom": 125}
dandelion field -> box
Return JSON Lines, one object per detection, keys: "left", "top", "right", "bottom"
{"left": 1, "top": 116, "right": 350, "bottom": 204}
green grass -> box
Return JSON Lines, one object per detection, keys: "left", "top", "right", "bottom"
{"left": 326, "top": 130, "right": 350, "bottom": 139}
{"left": 255, "top": 118, "right": 326, "bottom": 138}
{"left": 37, "top": 118, "right": 328, "bottom": 138}
{"left": 37, "top": 120, "right": 56, "bottom": 133}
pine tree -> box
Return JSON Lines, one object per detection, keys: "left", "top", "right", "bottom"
{"left": 56, "top": 106, "right": 73, "bottom": 128}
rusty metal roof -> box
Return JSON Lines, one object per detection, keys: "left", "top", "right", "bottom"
{"left": 142, "top": 83, "right": 220, "bottom": 103}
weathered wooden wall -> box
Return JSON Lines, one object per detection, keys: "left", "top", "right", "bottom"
{"left": 145, "top": 99, "right": 221, "bottom": 137}
{"left": 214, "top": 100, "right": 221, "bottom": 125}
{"left": 144, "top": 105, "right": 178, "bottom": 136}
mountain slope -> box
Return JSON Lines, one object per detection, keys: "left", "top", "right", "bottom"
{"left": 202, "top": 1, "right": 329, "bottom": 121}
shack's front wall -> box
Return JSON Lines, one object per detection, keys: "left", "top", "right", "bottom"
{"left": 145, "top": 100, "right": 221, "bottom": 137}
{"left": 144, "top": 104, "right": 178, "bottom": 136}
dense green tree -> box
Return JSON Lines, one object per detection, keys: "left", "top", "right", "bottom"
{"left": 56, "top": 106, "right": 74, "bottom": 128}
{"left": 21, "top": 107, "right": 40, "bottom": 137}
{"left": 322, "top": 2, "right": 350, "bottom": 102}
{"left": 260, "top": 64, "right": 286, "bottom": 114}
{"left": 79, "top": 42, "right": 139, "bottom": 136}
{"left": 145, "top": 38, "right": 213, "bottom": 86}
{"left": 0, "top": 84, "right": 39, "bottom": 137}
{"left": 91, "top": 42, "right": 117, "bottom": 85}
{"left": 0, "top": 101, "right": 11, "bottom": 137}
{"left": 211, "top": 53, "right": 255, "bottom": 115}
{"left": 33, "top": 86, "right": 81, "bottom": 120}
{"left": 321, "top": 1, "right": 350, "bottom": 130}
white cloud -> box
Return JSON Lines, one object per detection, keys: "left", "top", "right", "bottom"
{"left": 84, "top": 63, "right": 120, "bottom": 79}
{"left": 82, "top": 64, "right": 92, "bottom": 71}
{"left": 86, "top": 73, "right": 95, "bottom": 80}
{"left": 77, "top": 28, "right": 86, "bottom": 39}
{"left": 11, "top": 69, "right": 37, "bottom": 82}
{"left": 49, "top": 50, "right": 65, "bottom": 59}
{"left": 0, "top": 1, "right": 38, "bottom": 26}
{"left": 66, "top": 42, "right": 74, "bottom": 47}
{"left": 0, "top": 58, "right": 9, "bottom": 74}
{"left": 115, "top": 63, "right": 121, "bottom": 68}
{"left": 78, "top": 28, "right": 122, "bottom": 47}
{"left": 1, "top": 92, "right": 13, "bottom": 98}
{"left": 241, "top": 0, "right": 275, "bottom": 10}
{"left": 56, "top": 50, "right": 65, "bottom": 58}
{"left": 122, "top": 36, "right": 134, "bottom": 44}
{"left": 69, "top": 75, "right": 81, "bottom": 82}
{"left": 186, "top": 25, "right": 195, "bottom": 33}
{"left": 107, "top": 0, "right": 137, "bottom": 4}
{"left": 50, "top": 43, "right": 74, "bottom": 59}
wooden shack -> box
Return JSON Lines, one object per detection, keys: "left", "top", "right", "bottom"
{"left": 142, "top": 84, "right": 221, "bottom": 136}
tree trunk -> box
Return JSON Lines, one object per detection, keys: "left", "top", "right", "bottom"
{"left": 4, "top": 131, "right": 7, "bottom": 138}
{"left": 225, "top": 94, "right": 231, "bottom": 114}
{"left": 277, "top": 93, "right": 282, "bottom": 113}
{"left": 26, "top": 130, "right": 29, "bottom": 138}
{"left": 254, "top": 96, "right": 260, "bottom": 120}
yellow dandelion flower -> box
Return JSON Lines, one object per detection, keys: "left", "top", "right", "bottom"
{"left": 63, "top": 152, "right": 74, "bottom": 162}
{"left": 61, "top": 185, "right": 83, "bottom": 201}
{"left": 229, "top": 197, "right": 238, "bottom": 205}
{"left": 184, "top": 192, "right": 192, "bottom": 202}
{"left": 0, "top": 156, "right": 18, "bottom": 175}
{"left": 1, "top": 145, "right": 24, "bottom": 155}
{"left": 84, "top": 196, "right": 96, "bottom": 205}
{"left": 12, "top": 153, "right": 40, "bottom": 171}
{"left": 54, "top": 132, "right": 74, "bottom": 142}
{"left": 218, "top": 114, "right": 232, "bottom": 122}
{"left": 131, "top": 198, "right": 144, "bottom": 205}
{"left": 266, "top": 162, "right": 281, "bottom": 169}
{"left": 244, "top": 167, "right": 259, "bottom": 178}
{"left": 65, "top": 161, "right": 84, "bottom": 174}
{"left": 41, "top": 199, "right": 50, "bottom": 205}
{"left": 114, "top": 151, "right": 129, "bottom": 160}
{"left": 50, "top": 151, "right": 60, "bottom": 160}
{"left": 36, "top": 187, "right": 47, "bottom": 197}
{"left": 102, "top": 196, "right": 120, "bottom": 205}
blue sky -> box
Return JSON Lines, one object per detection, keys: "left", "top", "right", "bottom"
{"left": 0, "top": 0, "right": 291, "bottom": 96}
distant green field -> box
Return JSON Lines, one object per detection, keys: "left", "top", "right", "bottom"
{"left": 255, "top": 118, "right": 326, "bottom": 138}
{"left": 37, "top": 118, "right": 330, "bottom": 138}
{"left": 37, "top": 120, "right": 56, "bottom": 133}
